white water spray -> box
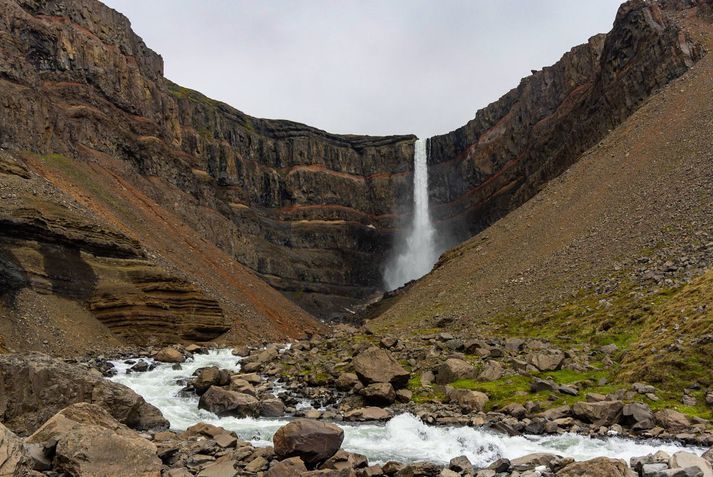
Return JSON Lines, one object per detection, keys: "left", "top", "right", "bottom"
{"left": 110, "top": 350, "right": 704, "bottom": 466}
{"left": 384, "top": 138, "right": 439, "bottom": 290}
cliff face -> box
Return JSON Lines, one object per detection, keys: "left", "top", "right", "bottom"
{"left": 0, "top": 0, "right": 706, "bottom": 326}
{"left": 0, "top": 0, "right": 415, "bottom": 319}
{"left": 427, "top": 0, "right": 704, "bottom": 245}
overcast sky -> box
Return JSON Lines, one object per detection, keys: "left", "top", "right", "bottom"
{"left": 103, "top": 0, "right": 623, "bottom": 138}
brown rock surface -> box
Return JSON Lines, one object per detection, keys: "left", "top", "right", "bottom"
{"left": 352, "top": 347, "right": 410, "bottom": 388}
{"left": 273, "top": 419, "right": 344, "bottom": 466}
{"left": 26, "top": 403, "right": 162, "bottom": 477}
{"left": 555, "top": 457, "right": 636, "bottom": 477}
{"left": 0, "top": 352, "right": 168, "bottom": 435}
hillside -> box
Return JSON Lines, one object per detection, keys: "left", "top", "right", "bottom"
{"left": 370, "top": 7, "right": 713, "bottom": 390}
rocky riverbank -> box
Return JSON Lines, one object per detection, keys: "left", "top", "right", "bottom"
{"left": 3, "top": 332, "right": 713, "bottom": 476}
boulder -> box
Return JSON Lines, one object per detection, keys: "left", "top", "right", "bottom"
{"left": 26, "top": 403, "right": 161, "bottom": 477}
{"left": 0, "top": 422, "right": 29, "bottom": 475}
{"left": 0, "top": 353, "right": 168, "bottom": 434}
{"left": 322, "top": 450, "right": 368, "bottom": 470}
{"left": 621, "top": 403, "right": 655, "bottom": 430}
{"left": 352, "top": 347, "right": 410, "bottom": 388}
{"left": 655, "top": 409, "right": 691, "bottom": 431}
{"left": 360, "top": 383, "right": 396, "bottom": 406}
{"left": 336, "top": 373, "right": 360, "bottom": 391}
{"left": 155, "top": 346, "right": 186, "bottom": 363}
{"left": 571, "top": 401, "right": 623, "bottom": 426}
{"left": 478, "top": 361, "right": 504, "bottom": 382}
{"left": 192, "top": 367, "right": 231, "bottom": 395}
{"left": 266, "top": 457, "right": 308, "bottom": 477}
{"left": 261, "top": 398, "right": 286, "bottom": 417}
{"left": 343, "top": 407, "right": 392, "bottom": 421}
{"left": 394, "top": 461, "right": 442, "bottom": 476}
{"left": 198, "top": 386, "right": 260, "bottom": 417}
{"left": 229, "top": 377, "right": 257, "bottom": 396}
{"left": 556, "top": 457, "right": 636, "bottom": 476}
{"left": 511, "top": 453, "right": 562, "bottom": 471}
{"left": 445, "top": 388, "right": 489, "bottom": 412}
{"left": 273, "top": 419, "right": 344, "bottom": 466}
{"left": 670, "top": 452, "right": 713, "bottom": 477}
{"left": 528, "top": 350, "right": 565, "bottom": 372}
{"left": 434, "top": 359, "right": 476, "bottom": 385}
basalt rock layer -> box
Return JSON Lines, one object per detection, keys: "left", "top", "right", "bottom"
{"left": 427, "top": 0, "right": 705, "bottom": 243}
{"left": 0, "top": 0, "right": 706, "bottom": 327}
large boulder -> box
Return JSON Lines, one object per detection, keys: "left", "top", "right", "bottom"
{"left": 192, "top": 367, "right": 231, "bottom": 395}
{"left": 556, "top": 457, "right": 636, "bottom": 476}
{"left": 478, "top": 360, "right": 504, "bottom": 382}
{"left": 360, "top": 383, "right": 396, "bottom": 406}
{"left": 266, "top": 457, "right": 309, "bottom": 477}
{"left": 670, "top": 452, "right": 713, "bottom": 477}
{"left": 527, "top": 350, "right": 565, "bottom": 372}
{"left": 0, "top": 353, "right": 168, "bottom": 435}
{"left": 0, "top": 422, "right": 29, "bottom": 475}
{"left": 445, "top": 388, "right": 489, "bottom": 412}
{"left": 434, "top": 359, "right": 476, "bottom": 385}
{"left": 571, "top": 401, "right": 623, "bottom": 426}
{"left": 154, "top": 346, "right": 186, "bottom": 363}
{"left": 273, "top": 419, "right": 344, "bottom": 466}
{"left": 352, "top": 347, "right": 410, "bottom": 388}
{"left": 655, "top": 409, "right": 691, "bottom": 431}
{"left": 26, "top": 403, "right": 162, "bottom": 477}
{"left": 198, "top": 386, "right": 259, "bottom": 417}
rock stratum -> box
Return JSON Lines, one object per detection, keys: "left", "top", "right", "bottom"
{"left": 0, "top": 0, "right": 709, "bottom": 349}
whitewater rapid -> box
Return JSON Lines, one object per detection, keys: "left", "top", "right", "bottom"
{"left": 110, "top": 349, "right": 702, "bottom": 466}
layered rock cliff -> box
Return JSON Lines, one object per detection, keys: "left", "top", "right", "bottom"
{"left": 427, "top": 0, "right": 704, "bottom": 244}
{"left": 0, "top": 0, "right": 706, "bottom": 328}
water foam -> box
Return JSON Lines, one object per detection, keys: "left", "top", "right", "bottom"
{"left": 110, "top": 350, "right": 703, "bottom": 465}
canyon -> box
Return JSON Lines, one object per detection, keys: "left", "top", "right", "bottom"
{"left": 0, "top": 0, "right": 707, "bottom": 345}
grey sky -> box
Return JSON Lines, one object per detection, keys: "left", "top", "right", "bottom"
{"left": 103, "top": 0, "right": 623, "bottom": 138}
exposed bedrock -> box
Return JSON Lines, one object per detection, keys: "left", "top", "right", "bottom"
{"left": 427, "top": 0, "right": 705, "bottom": 244}
{"left": 0, "top": 0, "right": 706, "bottom": 320}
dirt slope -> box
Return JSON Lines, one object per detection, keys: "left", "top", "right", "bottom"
{"left": 371, "top": 11, "right": 713, "bottom": 388}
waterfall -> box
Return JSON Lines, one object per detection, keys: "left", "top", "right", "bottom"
{"left": 384, "top": 138, "right": 438, "bottom": 291}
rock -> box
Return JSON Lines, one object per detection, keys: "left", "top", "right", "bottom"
{"left": 273, "top": 419, "right": 344, "bottom": 466}
{"left": 322, "top": 450, "right": 368, "bottom": 470}
{"left": 670, "top": 452, "right": 713, "bottom": 477}
{"left": 198, "top": 386, "right": 260, "bottom": 417}
{"left": 502, "top": 403, "right": 527, "bottom": 419}
{"left": 229, "top": 377, "right": 257, "bottom": 396}
{"left": 396, "top": 389, "right": 413, "bottom": 403}
{"left": 336, "top": 373, "right": 361, "bottom": 391}
{"left": 26, "top": 403, "right": 161, "bottom": 477}
{"left": 633, "top": 383, "right": 657, "bottom": 394}
{"left": 266, "top": 457, "right": 309, "bottom": 477}
{"left": 449, "top": 455, "right": 474, "bottom": 474}
{"left": 0, "top": 422, "right": 28, "bottom": 475}
{"left": 360, "top": 383, "right": 396, "bottom": 405}
{"left": 600, "top": 344, "right": 619, "bottom": 355}
{"left": 185, "top": 344, "right": 207, "bottom": 354}
{"left": 434, "top": 359, "right": 476, "bottom": 385}
{"left": 487, "top": 458, "right": 511, "bottom": 473}
{"left": 155, "top": 346, "right": 186, "bottom": 363}
{"left": 261, "top": 398, "right": 286, "bottom": 417}
{"left": 193, "top": 367, "right": 231, "bottom": 394}
{"left": 352, "top": 347, "right": 410, "bottom": 388}
{"left": 0, "top": 353, "right": 168, "bottom": 434}
{"left": 571, "top": 401, "right": 623, "bottom": 426}
{"left": 478, "top": 361, "right": 504, "bottom": 382}
{"left": 445, "top": 388, "right": 489, "bottom": 412}
{"left": 655, "top": 409, "right": 691, "bottom": 431}
{"left": 528, "top": 350, "right": 565, "bottom": 372}
{"left": 653, "top": 468, "right": 704, "bottom": 477}
{"left": 703, "top": 448, "right": 713, "bottom": 465}
{"left": 198, "top": 459, "right": 239, "bottom": 476}
{"left": 232, "top": 345, "right": 251, "bottom": 357}
{"left": 344, "top": 407, "right": 393, "bottom": 421}
{"left": 395, "top": 461, "right": 442, "bottom": 476}
{"left": 621, "top": 403, "right": 655, "bottom": 430}
{"left": 531, "top": 377, "right": 558, "bottom": 393}
{"left": 511, "top": 453, "right": 561, "bottom": 471}
{"left": 244, "top": 456, "right": 268, "bottom": 473}
{"left": 555, "top": 457, "right": 636, "bottom": 476}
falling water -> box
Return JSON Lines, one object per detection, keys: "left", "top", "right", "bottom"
{"left": 384, "top": 138, "right": 438, "bottom": 290}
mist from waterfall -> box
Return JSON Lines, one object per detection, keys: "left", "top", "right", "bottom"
{"left": 384, "top": 138, "right": 439, "bottom": 291}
